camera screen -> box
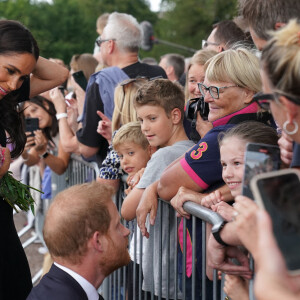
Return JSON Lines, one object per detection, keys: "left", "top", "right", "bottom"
{"left": 242, "top": 144, "right": 280, "bottom": 198}
{"left": 257, "top": 173, "right": 300, "bottom": 272}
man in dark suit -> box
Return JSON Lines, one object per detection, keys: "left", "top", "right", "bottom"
{"left": 27, "top": 181, "right": 130, "bottom": 300}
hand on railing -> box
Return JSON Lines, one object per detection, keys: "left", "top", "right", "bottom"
{"left": 232, "top": 195, "right": 259, "bottom": 257}
{"left": 211, "top": 201, "right": 235, "bottom": 222}
{"left": 136, "top": 181, "right": 158, "bottom": 238}
{"left": 224, "top": 274, "right": 249, "bottom": 300}
{"left": 170, "top": 186, "right": 205, "bottom": 219}
{"left": 201, "top": 189, "right": 223, "bottom": 209}
{"left": 207, "top": 233, "right": 253, "bottom": 280}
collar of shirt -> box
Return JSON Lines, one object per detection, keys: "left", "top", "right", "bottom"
{"left": 54, "top": 262, "right": 99, "bottom": 300}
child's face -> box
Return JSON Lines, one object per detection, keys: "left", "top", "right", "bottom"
{"left": 136, "top": 105, "right": 175, "bottom": 148}
{"left": 220, "top": 137, "right": 246, "bottom": 198}
{"left": 116, "top": 142, "right": 151, "bottom": 177}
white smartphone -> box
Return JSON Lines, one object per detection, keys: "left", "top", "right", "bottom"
{"left": 250, "top": 169, "right": 300, "bottom": 275}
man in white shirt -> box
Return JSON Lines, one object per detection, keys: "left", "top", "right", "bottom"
{"left": 27, "top": 181, "right": 130, "bottom": 300}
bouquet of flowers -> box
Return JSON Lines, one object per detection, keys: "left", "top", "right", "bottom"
{"left": 0, "top": 171, "right": 41, "bottom": 214}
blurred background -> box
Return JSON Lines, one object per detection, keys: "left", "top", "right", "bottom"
{"left": 0, "top": 0, "right": 238, "bottom": 63}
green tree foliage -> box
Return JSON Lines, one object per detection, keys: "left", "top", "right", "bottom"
{"left": 0, "top": 0, "right": 238, "bottom": 63}
{"left": 0, "top": 0, "right": 157, "bottom": 64}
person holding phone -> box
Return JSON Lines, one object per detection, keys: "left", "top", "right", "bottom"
{"left": 199, "top": 121, "right": 278, "bottom": 299}
{"left": 251, "top": 19, "right": 300, "bottom": 299}
{"left": 49, "top": 53, "right": 98, "bottom": 155}
{"left": 0, "top": 20, "right": 68, "bottom": 300}
{"left": 208, "top": 19, "right": 300, "bottom": 300}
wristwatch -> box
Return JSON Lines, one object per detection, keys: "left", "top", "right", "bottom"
{"left": 211, "top": 220, "right": 229, "bottom": 247}
{"left": 39, "top": 151, "right": 49, "bottom": 159}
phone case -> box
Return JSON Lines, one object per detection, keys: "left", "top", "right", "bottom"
{"left": 250, "top": 168, "right": 300, "bottom": 275}
{"left": 242, "top": 142, "right": 281, "bottom": 198}
{"left": 25, "top": 118, "right": 39, "bottom": 133}
{"left": 72, "top": 71, "right": 87, "bottom": 91}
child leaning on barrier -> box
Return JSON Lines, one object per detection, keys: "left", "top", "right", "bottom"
{"left": 201, "top": 121, "right": 279, "bottom": 300}
{"left": 112, "top": 121, "right": 155, "bottom": 299}
{"left": 121, "top": 79, "right": 195, "bottom": 298}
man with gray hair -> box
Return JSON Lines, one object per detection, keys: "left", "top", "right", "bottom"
{"left": 159, "top": 53, "right": 185, "bottom": 82}
{"left": 75, "top": 12, "right": 166, "bottom": 165}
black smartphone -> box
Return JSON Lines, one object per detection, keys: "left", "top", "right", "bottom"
{"left": 72, "top": 70, "right": 87, "bottom": 91}
{"left": 250, "top": 169, "right": 300, "bottom": 275}
{"left": 25, "top": 118, "right": 39, "bottom": 135}
{"left": 242, "top": 143, "right": 281, "bottom": 198}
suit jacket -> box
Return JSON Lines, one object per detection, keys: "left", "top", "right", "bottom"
{"left": 27, "top": 264, "right": 102, "bottom": 300}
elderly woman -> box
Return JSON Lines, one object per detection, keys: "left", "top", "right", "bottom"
{"left": 158, "top": 48, "right": 268, "bottom": 201}
{"left": 136, "top": 47, "right": 273, "bottom": 299}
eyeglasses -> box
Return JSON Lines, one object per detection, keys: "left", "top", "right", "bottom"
{"left": 198, "top": 83, "right": 239, "bottom": 99}
{"left": 202, "top": 40, "right": 220, "bottom": 49}
{"left": 96, "top": 36, "right": 116, "bottom": 47}
{"left": 251, "top": 93, "right": 275, "bottom": 110}
{"left": 252, "top": 91, "right": 300, "bottom": 110}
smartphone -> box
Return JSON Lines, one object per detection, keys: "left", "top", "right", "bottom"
{"left": 72, "top": 70, "right": 87, "bottom": 91}
{"left": 25, "top": 118, "right": 39, "bottom": 135}
{"left": 242, "top": 143, "right": 281, "bottom": 198}
{"left": 250, "top": 169, "right": 300, "bottom": 274}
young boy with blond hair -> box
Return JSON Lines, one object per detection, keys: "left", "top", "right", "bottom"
{"left": 113, "top": 121, "right": 154, "bottom": 299}
{"left": 121, "top": 78, "right": 195, "bottom": 298}
{"left": 113, "top": 121, "right": 153, "bottom": 192}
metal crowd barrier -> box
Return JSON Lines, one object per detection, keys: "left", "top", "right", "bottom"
{"left": 22, "top": 154, "right": 254, "bottom": 299}
{"left": 21, "top": 154, "right": 100, "bottom": 284}
{"left": 100, "top": 181, "right": 252, "bottom": 300}
{"left": 51, "top": 153, "right": 100, "bottom": 199}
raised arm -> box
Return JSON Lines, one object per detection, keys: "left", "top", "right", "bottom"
{"left": 49, "top": 87, "right": 79, "bottom": 154}
{"left": 158, "top": 159, "right": 203, "bottom": 200}
{"left": 30, "top": 57, "right": 69, "bottom": 97}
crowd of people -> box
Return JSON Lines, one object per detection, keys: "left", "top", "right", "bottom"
{"left": 0, "top": 0, "right": 300, "bottom": 299}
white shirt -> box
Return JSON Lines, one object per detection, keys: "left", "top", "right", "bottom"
{"left": 54, "top": 262, "right": 99, "bottom": 300}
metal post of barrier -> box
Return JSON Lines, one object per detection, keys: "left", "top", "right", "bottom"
{"left": 174, "top": 211, "right": 178, "bottom": 300}
{"left": 158, "top": 200, "right": 162, "bottom": 299}
{"left": 202, "top": 220, "right": 206, "bottom": 299}
{"left": 166, "top": 202, "right": 170, "bottom": 300}
{"left": 182, "top": 217, "right": 187, "bottom": 299}
{"left": 192, "top": 215, "right": 196, "bottom": 300}
{"left": 139, "top": 231, "right": 143, "bottom": 300}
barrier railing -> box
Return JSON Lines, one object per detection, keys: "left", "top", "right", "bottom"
{"left": 101, "top": 183, "right": 230, "bottom": 300}
{"left": 24, "top": 154, "right": 253, "bottom": 299}
{"left": 22, "top": 154, "right": 100, "bottom": 284}
{"left": 51, "top": 154, "right": 100, "bottom": 199}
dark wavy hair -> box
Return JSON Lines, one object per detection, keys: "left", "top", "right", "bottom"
{"left": 26, "top": 96, "right": 58, "bottom": 144}
{"left": 0, "top": 20, "right": 39, "bottom": 158}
